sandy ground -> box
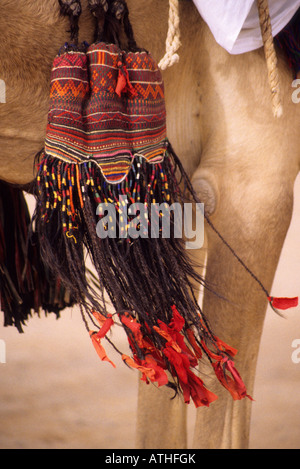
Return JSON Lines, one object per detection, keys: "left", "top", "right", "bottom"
{"left": 0, "top": 177, "right": 300, "bottom": 450}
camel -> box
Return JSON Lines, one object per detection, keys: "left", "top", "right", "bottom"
{"left": 1, "top": 0, "right": 299, "bottom": 449}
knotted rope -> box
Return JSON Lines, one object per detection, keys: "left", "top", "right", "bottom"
{"left": 257, "top": 0, "right": 283, "bottom": 118}
{"left": 159, "top": 0, "right": 283, "bottom": 117}
{"left": 158, "top": 0, "right": 181, "bottom": 70}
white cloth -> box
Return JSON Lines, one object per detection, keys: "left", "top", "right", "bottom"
{"left": 192, "top": 0, "right": 300, "bottom": 54}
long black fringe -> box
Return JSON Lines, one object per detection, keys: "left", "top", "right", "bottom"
{"left": 32, "top": 145, "right": 226, "bottom": 383}
{"left": 0, "top": 181, "right": 74, "bottom": 333}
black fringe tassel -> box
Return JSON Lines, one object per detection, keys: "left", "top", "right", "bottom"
{"left": 0, "top": 182, "right": 74, "bottom": 333}
{"left": 31, "top": 143, "right": 252, "bottom": 406}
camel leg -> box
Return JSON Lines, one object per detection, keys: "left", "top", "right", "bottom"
{"left": 134, "top": 4, "right": 300, "bottom": 450}
{"left": 135, "top": 166, "right": 295, "bottom": 450}
{"left": 135, "top": 241, "right": 208, "bottom": 450}
{"left": 136, "top": 380, "right": 187, "bottom": 449}
{"left": 191, "top": 160, "right": 296, "bottom": 449}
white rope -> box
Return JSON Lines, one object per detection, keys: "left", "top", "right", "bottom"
{"left": 158, "top": 0, "right": 181, "bottom": 71}
{"left": 257, "top": 0, "right": 283, "bottom": 118}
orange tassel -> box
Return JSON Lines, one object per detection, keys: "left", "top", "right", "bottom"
{"left": 115, "top": 61, "right": 137, "bottom": 98}
{"left": 120, "top": 314, "right": 144, "bottom": 349}
{"left": 215, "top": 336, "right": 238, "bottom": 358}
{"left": 153, "top": 325, "right": 182, "bottom": 353}
{"left": 186, "top": 329, "right": 203, "bottom": 359}
{"left": 92, "top": 312, "right": 114, "bottom": 338}
{"left": 122, "top": 354, "right": 168, "bottom": 386}
{"left": 268, "top": 296, "right": 298, "bottom": 310}
{"left": 90, "top": 331, "right": 116, "bottom": 368}
{"left": 213, "top": 358, "right": 253, "bottom": 401}
{"left": 181, "top": 370, "right": 218, "bottom": 408}
{"left": 89, "top": 312, "right": 115, "bottom": 367}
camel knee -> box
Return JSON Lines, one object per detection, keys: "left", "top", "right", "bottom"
{"left": 191, "top": 169, "right": 219, "bottom": 216}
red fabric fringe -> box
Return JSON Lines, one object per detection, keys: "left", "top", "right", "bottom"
{"left": 89, "top": 306, "right": 253, "bottom": 408}
{"left": 89, "top": 312, "right": 116, "bottom": 368}
{"left": 268, "top": 296, "right": 298, "bottom": 310}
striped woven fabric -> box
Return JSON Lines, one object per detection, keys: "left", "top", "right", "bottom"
{"left": 45, "top": 42, "right": 167, "bottom": 184}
